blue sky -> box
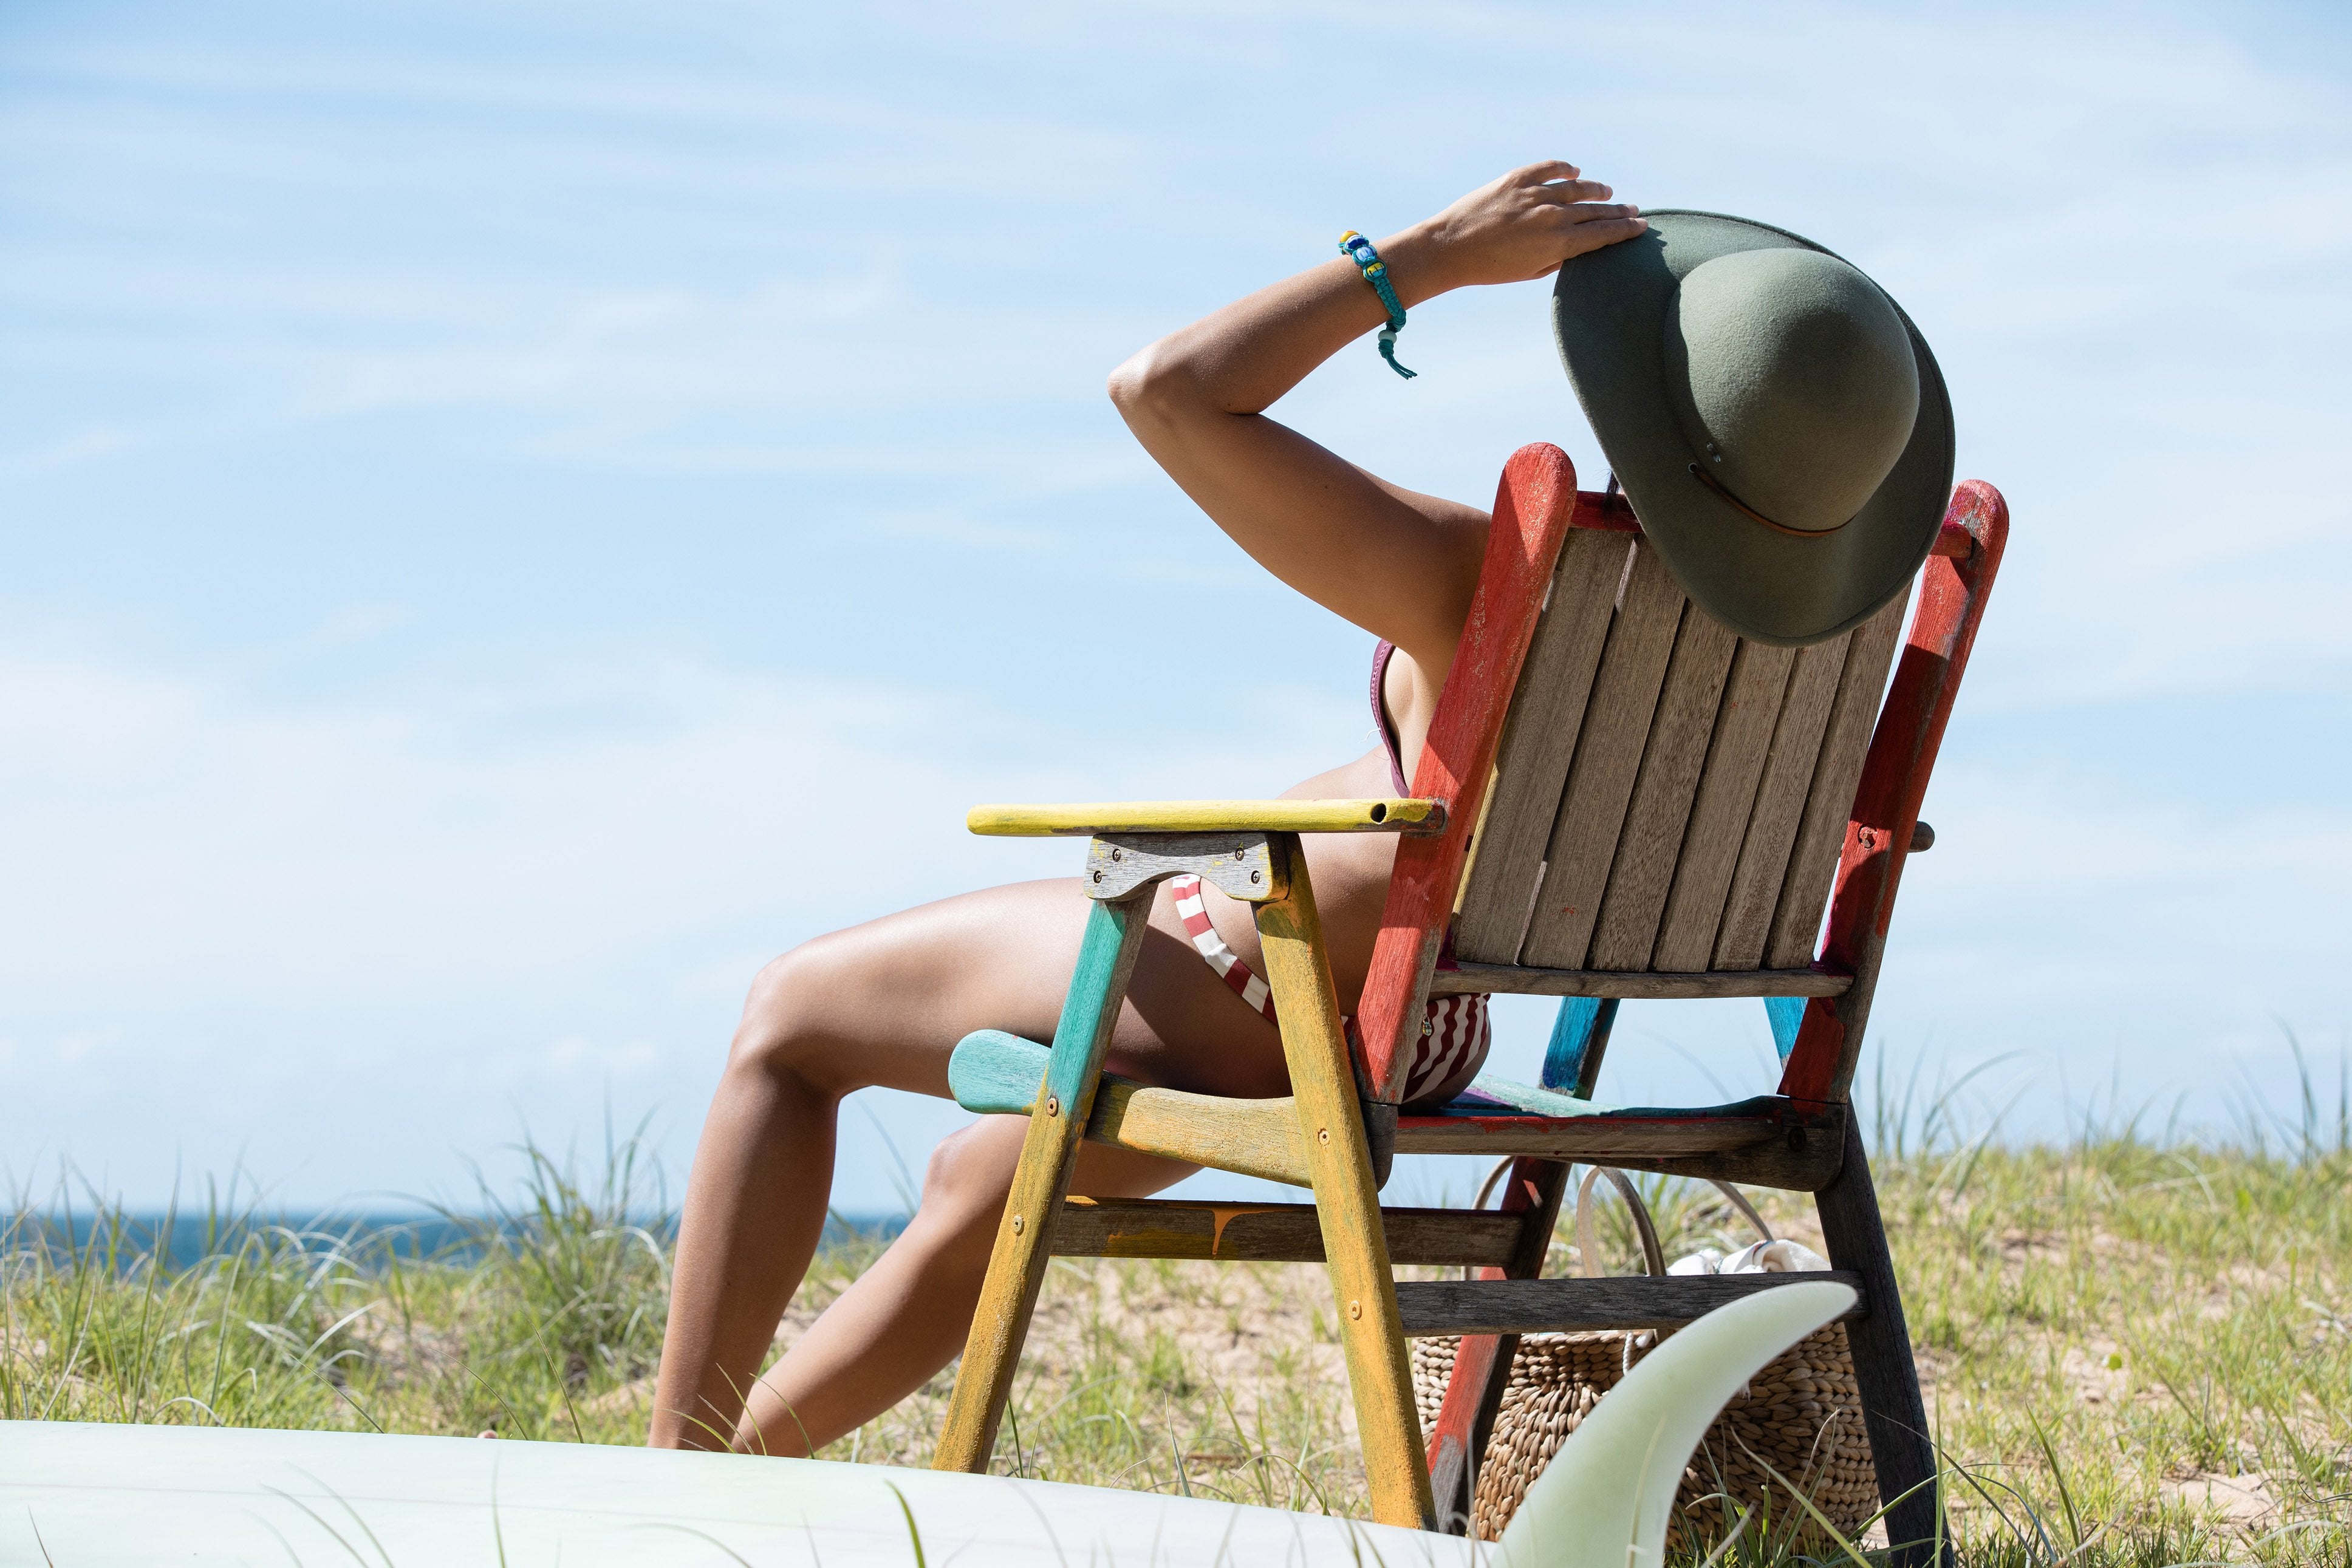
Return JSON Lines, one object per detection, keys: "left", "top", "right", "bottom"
{"left": 3, "top": 1, "right": 2348, "bottom": 1213}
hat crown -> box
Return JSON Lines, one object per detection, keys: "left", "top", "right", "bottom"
{"left": 1661, "top": 248, "right": 1919, "bottom": 534}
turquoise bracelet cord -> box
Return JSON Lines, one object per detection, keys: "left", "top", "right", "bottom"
{"left": 1338, "top": 230, "right": 1415, "bottom": 379}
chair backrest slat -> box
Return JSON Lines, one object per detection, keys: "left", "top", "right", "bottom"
{"left": 1450, "top": 532, "right": 1915, "bottom": 980}
{"left": 1514, "top": 542, "right": 1688, "bottom": 969}
{"left": 1761, "top": 595, "right": 1907, "bottom": 969}
{"left": 1649, "top": 639, "right": 1799, "bottom": 971}
{"left": 1365, "top": 452, "right": 2002, "bottom": 1113}
{"left": 1707, "top": 633, "right": 1855, "bottom": 970}
{"left": 1585, "top": 599, "right": 1740, "bottom": 969}
{"left": 1452, "top": 530, "right": 1633, "bottom": 962}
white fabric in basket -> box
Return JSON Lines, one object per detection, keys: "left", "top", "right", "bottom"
{"left": 1667, "top": 1237, "right": 1832, "bottom": 1275}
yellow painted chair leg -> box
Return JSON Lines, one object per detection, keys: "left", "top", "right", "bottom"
{"left": 1254, "top": 834, "right": 1437, "bottom": 1532}
{"left": 934, "top": 889, "right": 1151, "bottom": 1474}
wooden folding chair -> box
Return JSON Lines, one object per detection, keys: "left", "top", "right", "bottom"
{"left": 931, "top": 443, "right": 2006, "bottom": 1559}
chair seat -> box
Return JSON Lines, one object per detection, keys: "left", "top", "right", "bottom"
{"left": 951, "top": 1032, "right": 1847, "bottom": 1190}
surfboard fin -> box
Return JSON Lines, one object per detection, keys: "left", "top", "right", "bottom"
{"left": 1492, "top": 1280, "right": 1860, "bottom": 1568}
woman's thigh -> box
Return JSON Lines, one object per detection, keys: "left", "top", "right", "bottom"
{"left": 747, "top": 876, "right": 1291, "bottom": 1105}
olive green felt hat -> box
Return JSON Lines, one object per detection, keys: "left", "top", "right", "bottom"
{"left": 1553, "top": 211, "right": 1954, "bottom": 647}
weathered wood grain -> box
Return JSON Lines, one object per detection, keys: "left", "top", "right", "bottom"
{"left": 1584, "top": 605, "right": 1741, "bottom": 969}
{"left": 1519, "top": 545, "right": 1689, "bottom": 969}
{"left": 1087, "top": 1077, "right": 1308, "bottom": 1187}
{"left": 1253, "top": 834, "right": 1435, "bottom": 1529}
{"left": 946, "top": 1028, "right": 1051, "bottom": 1115}
{"left": 1573, "top": 488, "right": 1643, "bottom": 533}
{"left": 1560, "top": 1128, "right": 1848, "bottom": 1194}
{"left": 1540, "top": 995, "right": 1621, "bottom": 1096}
{"left": 1085, "top": 832, "right": 1274, "bottom": 902}
{"left": 1764, "top": 595, "right": 1909, "bottom": 969}
{"left": 946, "top": 1028, "right": 1311, "bottom": 1185}
{"left": 1773, "top": 482, "right": 2009, "bottom": 1557}
{"left": 1393, "top": 1270, "right": 1865, "bottom": 1336}
{"left": 1358, "top": 445, "right": 1581, "bottom": 1104}
{"left": 1781, "top": 480, "right": 2009, "bottom": 1108}
{"left": 1649, "top": 639, "right": 1799, "bottom": 971}
{"left": 1047, "top": 1197, "right": 1522, "bottom": 1266}
{"left": 968, "top": 798, "right": 1442, "bottom": 837}
{"left": 1427, "top": 963, "right": 1850, "bottom": 999}
{"left": 935, "top": 890, "right": 1150, "bottom": 1476}
{"left": 1392, "top": 1102, "right": 1799, "bottom": 1160}
{"left": 1453, "top": 1074, "right": 1600, "bottom": 1116}
{"left": 1816, "top": 1116, "right": 1941, "bottom": 1559}
{"left": 1424, "top": 1156, "right": 1570, "bottom": 1533}
{"left": 1709, "top": 633, "right": 1853, "bottom": 970}
{"left": 1452, "top": 529, "right": 1632, "bottom": 963}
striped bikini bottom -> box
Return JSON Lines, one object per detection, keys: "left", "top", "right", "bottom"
{"left": 1168, "top": 873, "right": 1489, "bottom": 1110}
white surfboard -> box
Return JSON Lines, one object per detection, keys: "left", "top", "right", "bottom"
{"left": 1, "top": 1421, "right": 1469, "bottom": 1567}
{"left": 0, "top": 1283, "right": 1855, "bottom": 1566}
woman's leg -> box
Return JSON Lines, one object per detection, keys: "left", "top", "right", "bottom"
{"left": 728, "top": 1119, "right": 1189, "bottom": 1455}
{"left": 648, "top": 875, "right": 1286, "bottom": 1453}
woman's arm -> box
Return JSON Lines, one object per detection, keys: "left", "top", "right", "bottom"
{"left": 1109, "top": 162, "right": 1646, "bottom": 699}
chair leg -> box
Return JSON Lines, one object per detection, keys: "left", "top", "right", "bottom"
{"left": 1426, "top": 1157, "right": 1570, "bottom": 1534}
{"left": 1254, "top": 834, "right": 1436, "bottom": 1532}
{"left": 1814, "top": 1111, "right": 1947, "bottom": 1566}
{"left": 1427, "top": 1334, "right": 1509, "bottom": 1535}
{"left": 1541, "top": 996, "right": 1619, "bottom": 1096}
{"left": 934, "top": 890, "right": 1152, "bottom": 1475}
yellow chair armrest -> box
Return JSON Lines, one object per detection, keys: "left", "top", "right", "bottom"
{"left": 966, "top": 798, "right": 1444, "bottom": 837}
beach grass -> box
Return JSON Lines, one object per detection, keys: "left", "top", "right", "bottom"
{"left": 5, "top": 1088, "right": 2347, "bottom": 1565}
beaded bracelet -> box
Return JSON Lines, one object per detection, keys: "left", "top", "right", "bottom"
{"left": 1338, "top": 231, "right": 1415, "bottom": 379}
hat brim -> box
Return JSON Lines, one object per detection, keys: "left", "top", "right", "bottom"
{"left": 1553, "top": 211, "right": 1954, "bottom": 647}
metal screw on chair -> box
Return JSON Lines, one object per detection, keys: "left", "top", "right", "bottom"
{"left": 1110, "top": 848, "right": 1122, "bottom": 861}
{"left": 1349, "top": 1300, "right": 1362, "bottom": 1320}
{"left": 1011, "top": 1213, "right": 1024, "bottom": 1235}
{"left": 1091, "top": 869, "right": 1102, "bottom": 883}
{"left": 1045, "top": 1096, "right": 1061, "bottom": 1118}
{"left": 1249, "top": 869, "right": 1260, "bottom": 883}
{"left": 1232, "top": 848, "right": 1245, "bottom": 860}
{"left": 1318, "top": 1127, "right": 1330, "bottom": 1144}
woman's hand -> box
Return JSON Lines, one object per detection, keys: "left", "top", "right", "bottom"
{"left": 1383, "top": 162, "right": 1645, "bottom": 299}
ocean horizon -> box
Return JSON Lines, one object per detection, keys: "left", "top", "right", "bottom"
{"left": 8, "top": 1208, "right": 911, "bottom": 1273}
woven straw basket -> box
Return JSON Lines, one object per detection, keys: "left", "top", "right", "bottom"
{"left": 1409, "top": 1168, "right": 1878, "bottom": 1544}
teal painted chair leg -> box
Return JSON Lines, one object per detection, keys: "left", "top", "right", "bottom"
{"left": 935, "top": 890, "right": 1150, "bottom": 1474}
{"left": 1540, "top": 997, "right": 1620, "bottom": 1099}
{"left": 1765, "top": 995, "right": 1807, "bottom": 1062}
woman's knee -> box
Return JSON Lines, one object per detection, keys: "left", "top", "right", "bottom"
{"left": 915, "top": 1121, "right": 1020, "bottom": 1233}
{"left": 726, "top": 935, "right": 858, "bottom": 1091}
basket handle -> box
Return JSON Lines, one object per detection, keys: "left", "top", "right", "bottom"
{"left": 1465, "top": 1161, "right": 1776, "bottom": 1278}
{"left": 1464, "top": 1161, "right": 1666, "bottom": 1280}
{"left": 1574, "top": 1166, "right": 1667, "bottom": 1278}
{"left": 1602, "top": 1175, "right": 1774, "bottom": 1264}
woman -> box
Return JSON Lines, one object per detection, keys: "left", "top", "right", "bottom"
{"left": 649, "top": 162, "right": 1647, "bottom": 1456}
